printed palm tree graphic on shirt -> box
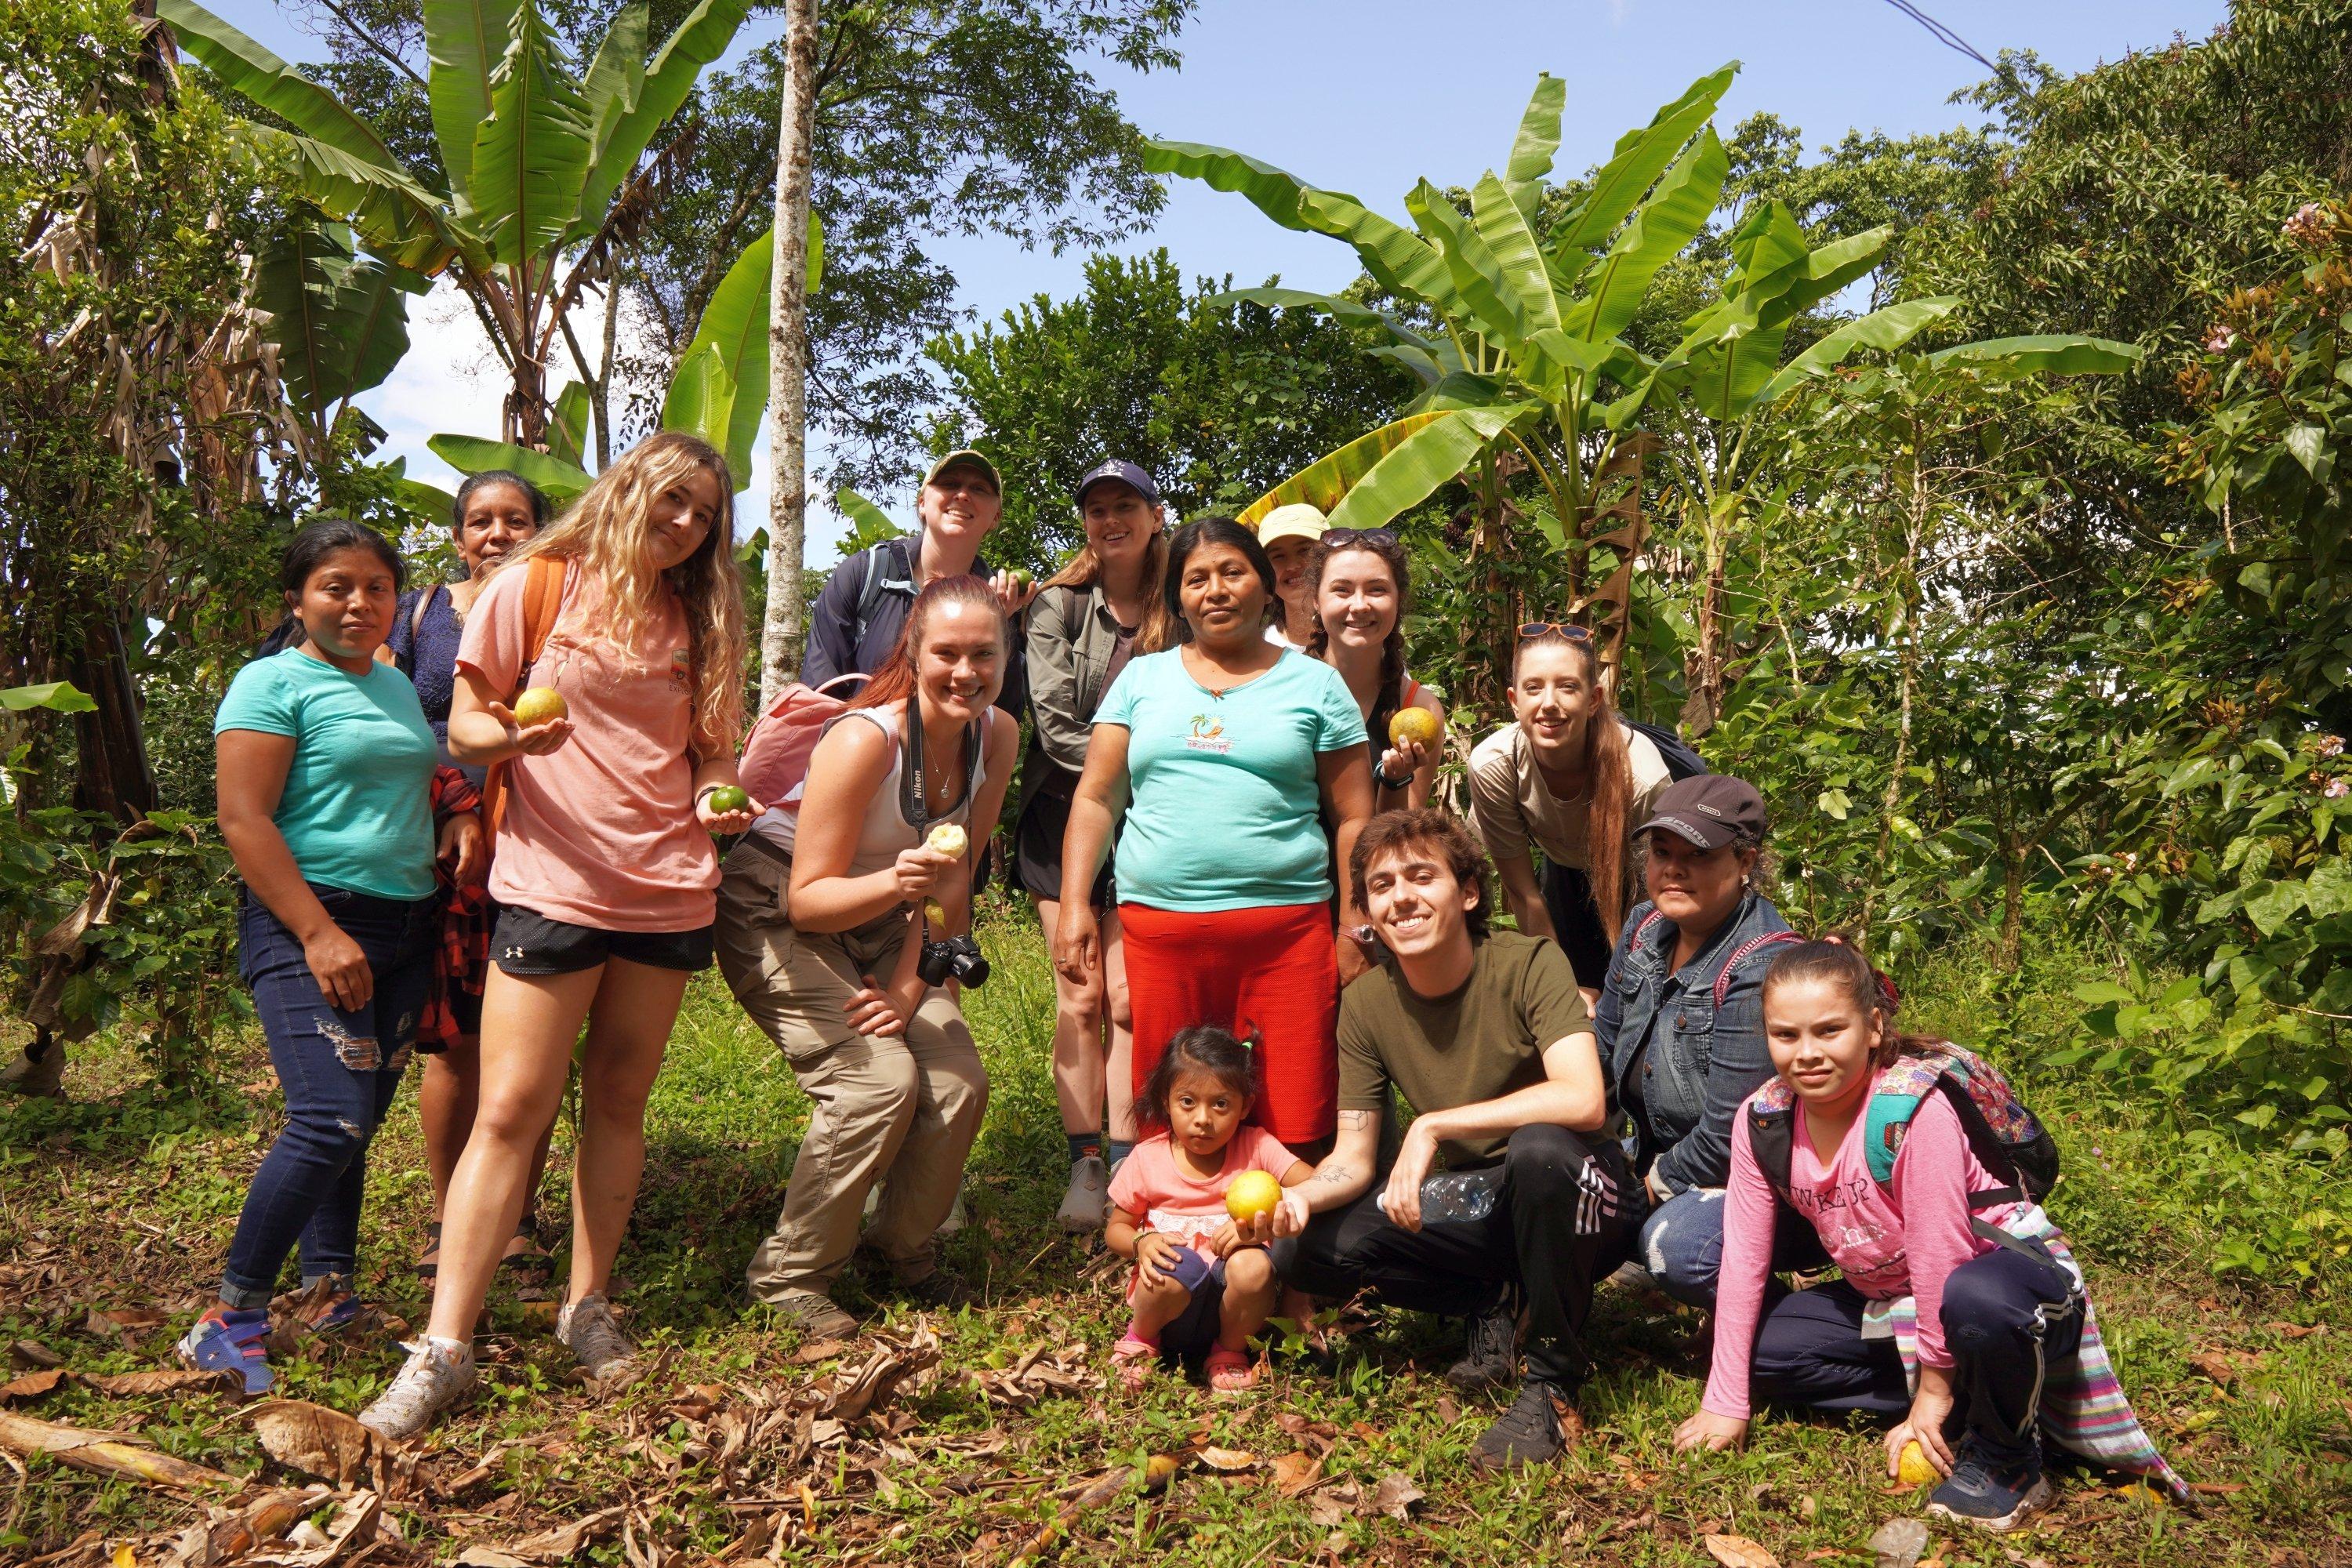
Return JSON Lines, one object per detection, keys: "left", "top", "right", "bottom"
{"left": 1185, "top": 713, "right": 1232, "bottom": 753}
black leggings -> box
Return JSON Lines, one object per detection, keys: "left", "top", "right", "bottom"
{"left": 1272, "top": 1124, "right": 1637, "bottom": 1387}
{"left": 1541, "top": 862, "right": 1614, "bottom": 988}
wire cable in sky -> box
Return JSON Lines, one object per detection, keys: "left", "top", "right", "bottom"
{"left": 1880, "top": 0, "right": 1999, "bottom": 71}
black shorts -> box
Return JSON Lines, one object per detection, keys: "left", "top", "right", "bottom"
{"left": 1156, "top": 1248, "right": 1232, "bottom": 1364}
{"left": 1014, "top": 776, "right": 1113, "bottom": 908}
{"left": 492, "top": 906, "right": 714, "bottom": 976}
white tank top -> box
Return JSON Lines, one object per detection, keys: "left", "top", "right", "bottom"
{"left": 754, "top": 706, "right": 993, "bottom": 877}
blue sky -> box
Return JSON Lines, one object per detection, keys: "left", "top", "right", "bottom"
{"left": 205, "top": 0, "right": 2227, "bottom": 558}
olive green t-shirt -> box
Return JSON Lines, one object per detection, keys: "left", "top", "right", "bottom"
{"left": 1336, "top": 931, "right": 1594, "bottom": 1170}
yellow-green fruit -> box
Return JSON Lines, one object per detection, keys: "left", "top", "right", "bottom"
{"left": 1007, "top": 568, "right": 1033, "bottom": 589}
{"left": 1225, "top": 1170, "right": 1283, "bottom": 1221}
{"left": 512, "top": 687, "right": 568, "bottom": 727}
{"left": 1388, "top": 706, "right": 1442, "bottom": 749}
{"left": 927, "top": 822, "right": 968, "bottom": 858}
{"left": 923, "top": 899, "right": 949, "bottom": 928}
{"left": 706, "top": 785, "right": 750, "bottom": 815}
{"left": 1896, "top": 1441, "right": 1938, "bottom": 1486}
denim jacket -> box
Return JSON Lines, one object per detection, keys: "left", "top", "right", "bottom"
{"left": 1595, "top": 890, "right": 1791, "bottom": 1196}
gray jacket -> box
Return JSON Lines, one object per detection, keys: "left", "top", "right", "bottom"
{"left": 1018, "top": 581, "right": 1134, "bottom": 821}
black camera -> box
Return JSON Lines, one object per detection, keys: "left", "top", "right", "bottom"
{"left": 916, "top": 933, "right": 990, "bottom": 989}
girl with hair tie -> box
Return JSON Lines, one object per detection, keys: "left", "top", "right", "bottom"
{"left": 362, "top": 432, "right": 757, "bottom": 1438}
{"left": 716, "top": 575, "right": 1014, "bottom": 1340}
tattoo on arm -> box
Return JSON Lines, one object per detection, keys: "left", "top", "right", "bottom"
{"left": 1307, "top": 1163, "right": 1358, "bottom": 1191}
{"left": 1336, "top": 1109, "right": 1377, "bottom": 1130}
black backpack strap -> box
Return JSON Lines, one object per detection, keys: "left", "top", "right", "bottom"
{"left": 1745, "top": 1098, "right": 1798, "bottom": 1205}
{"left": 1932, "top": 1076, "right": 2027, "bottom": 1212}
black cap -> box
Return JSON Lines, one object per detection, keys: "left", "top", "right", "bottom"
{"left": 1633, "top": 775, "right": 1769, "bottom": 851}
{"left": 1075, "top": 459, "right": 1160, "bottom": 510}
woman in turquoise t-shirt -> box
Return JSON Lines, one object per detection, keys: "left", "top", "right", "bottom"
{"left": 178, "top": 521, "right": 481, "bottom": 1399}
{"left": 1056, "top": 518, "right": 1375, "bottom": 1149}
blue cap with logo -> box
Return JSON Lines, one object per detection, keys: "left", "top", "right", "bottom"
{"left": 1075, "top": 459, "right": 1161, "bottom": 510}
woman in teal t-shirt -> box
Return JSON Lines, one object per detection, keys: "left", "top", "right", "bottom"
{"left": 178, "top": 521, "right": 480, "bottom": 1399}
{"left": 1056, "top": 518, "right": 1375, "bottom": 1149}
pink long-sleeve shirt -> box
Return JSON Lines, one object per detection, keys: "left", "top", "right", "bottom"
{"left": 1701, "top": 1068, "right": 2021, "bottom": 1421}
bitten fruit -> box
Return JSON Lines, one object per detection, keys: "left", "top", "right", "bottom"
{"left": 927, "top": 822, "right": 968, "bottom": 858}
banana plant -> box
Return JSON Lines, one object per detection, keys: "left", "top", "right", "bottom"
{"left": 422, "top": 216, "right": 821, "bottom": 502}
{"left": 162, "top": 0, "right": 753, "bottom": 451}
{"left": 1144, "top": 66, "right": 1740, "bottom": 686}
{"left": 1624, "top": 197, "right": 2144, "bottom": 731}
{"left": 252, "top": 217, "right": 430, "bottom": 459}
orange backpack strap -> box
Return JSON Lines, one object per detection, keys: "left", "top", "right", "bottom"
{"left": 481, "top": 557, "right": 569, "bottom": 838}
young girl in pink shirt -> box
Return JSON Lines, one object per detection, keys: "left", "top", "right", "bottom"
{"left": 1674, "top": 939, "right": 2180, "bottom": 1534}
{"left": 1105, "top": 1025, "right": 1312, "bottom": 1396}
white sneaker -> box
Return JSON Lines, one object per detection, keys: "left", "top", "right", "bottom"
{"left": 1056, "top": 1155, "right": 1108, "bottom": 1232}
{"left": 358, "top": 1338, "right": 476, "bottom": 1439}
{"left": 556, "top": 1294, "right": 640, "bottom": 1387}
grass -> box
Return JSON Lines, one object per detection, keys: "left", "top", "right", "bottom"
{"left": 2, "top": 909, "right": 2349, "bottom": 1566}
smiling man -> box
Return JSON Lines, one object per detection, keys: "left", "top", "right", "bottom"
{"left": 801, "top": 449, "right": 1036, "bottom": 710}
{"left": 1270, "top": 808, "right": 1636, "bottom": 1469}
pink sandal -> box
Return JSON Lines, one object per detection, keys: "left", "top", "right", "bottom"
{"left": 1112, "top": 1335, "right": 1158, "bottom": 1394}
{"left": 1206, "top": 1345, "right": 1258, "bottom": 1396}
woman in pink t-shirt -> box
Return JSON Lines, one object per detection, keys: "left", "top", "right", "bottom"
{"left": 1673, "top": 940, "right": 2176, "bottom": 1535}
{"left": 363, "top": 432, "right": 759, "bottom": 1439}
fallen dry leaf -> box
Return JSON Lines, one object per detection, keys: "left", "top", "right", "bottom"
{"left": 1196, "top": 1446, "right": 1258, "bottom": 1472}
{"left": 1868, "top": 1516, "right": 1929, "bottom": 1568}
{"left": 1367, "top": 1472, "right": 1424, "bottom": 1519}
{"left": 10, "top": 1341, "right": 64, "bottom": 1370}
{"left": 1271, "top": 1450, "right": 1323, "bottom": 1497}
{"left": 790, "top": 1338, "right": 851, "bottom": 1365}
{"left": 87, "top": 1369, "right": 238, "bottom": 1399}
{"left": 2266, "top": 1321, "right": 2324, "bottom": 1340}
{"left": 1703, "top": 1534, "right": 1780, "bottom": 1568}
{"left": 0, "top": 1368, "right": 70, "bottom": 1402}
{"left": 249, "top": 1401, "right": 380, "bottom": 1487}
{"left": 2187, "top": 1350, "right": 2237, "bottom": 1388}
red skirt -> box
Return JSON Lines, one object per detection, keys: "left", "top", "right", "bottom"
{"left": 1119, "top": 902, "right": 1338, "bottom": 1145}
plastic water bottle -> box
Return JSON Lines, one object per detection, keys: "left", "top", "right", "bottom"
{"left": 1380, "top": 1167, "right": 1501, "bottom": 1224}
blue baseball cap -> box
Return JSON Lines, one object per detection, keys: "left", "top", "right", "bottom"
{"left": 1075, "top": 459, "right": 1161, "bottom": 509}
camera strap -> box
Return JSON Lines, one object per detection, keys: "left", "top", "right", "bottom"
{"left": 898, "top": 704, "right": 982, "bottom": 836}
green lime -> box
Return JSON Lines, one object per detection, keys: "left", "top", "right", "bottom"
{"left": 706, "top": 785, "right": 751, "bottom": 815}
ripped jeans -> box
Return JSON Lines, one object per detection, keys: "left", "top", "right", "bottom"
{"left": 220, "top": 884, "right": 437, "bottom": 1308}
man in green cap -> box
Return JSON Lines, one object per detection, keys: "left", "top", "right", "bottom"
{"left": 801, "top": 449, "right": 1039, "bottom": 711}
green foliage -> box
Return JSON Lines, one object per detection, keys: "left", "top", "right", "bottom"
{"left": 924, "top": 250, "right": 1415, "bottom": 570}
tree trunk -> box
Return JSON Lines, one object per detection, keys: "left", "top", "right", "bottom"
{"left": 1682, "top": 532, "right": 1726, "bottom": 737}
{"left": 757, "top": 0, "right": 822, "bottom": 710}
{"left": 70, "top": 610, "right": 154, "bottom": 823}
{"left": 595, "top": 269, "right": 619, "bottom": 469}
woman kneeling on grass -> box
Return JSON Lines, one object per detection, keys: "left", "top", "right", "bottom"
{"left": 717, "top": 575, "right": 1014, "bottom": 1339}
{"left": 361, "top": 432, "right": 759, "bottom": 1438}
{"left": 1105, "top": 1025, "right": 1310, "bottom": 1396}
{"left": 187, "top": 521, "right": 482, "bottom": 1395}
{"left": 1674, "top": 938, "right": 2184, "bottom": 1534}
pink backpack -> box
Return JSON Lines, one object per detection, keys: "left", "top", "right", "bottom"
{"left": 738, "top": 676, "right": 862, "bottom": 817}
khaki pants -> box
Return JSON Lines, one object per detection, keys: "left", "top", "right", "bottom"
{"left": 713, "top": 843, "right": 988, "bottom": 1302}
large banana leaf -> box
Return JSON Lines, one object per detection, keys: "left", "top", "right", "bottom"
{"left": 1322, "top": 407, "right": 1524, "bottom": 532}
{"left": 1295, "top": 190, "right": 1453, "bottom": 309}
{"left": 1554, "top": 63, "right": 1736, "bottom": 256}
{"left": 1502, "top": 74, "right": 1566, "bottom": 221}
{"left": 1204, "top": 286, "right": 1389, "bottom": 332}
{"left": 546, "top": 382, "right": 592, "bottom": 470}
{"left": 575, "top": 0, "right": 753, "bottom": 230}
{"left": 1238, "top": 412, "right": 1449, "bottom": 526}
{"left": 836, "top": 487, "right": 898, "bottom": 539}
{"left": 1139, "top": 140, "right": 1318, "bottom": 231}
{"left": 158, "top": 0, "right": 412, "bottom": 176}
{"left": 423, "top": 0, "right": 521, "bottom": 214}
{"left": 470, "top": 0, "right": 594, "bottom": 266}
{"left": 254, "top": 221, "right": 429, "bottom": 424}
{"left": 1682, "top": 319, "right": 1795, "bottom": 424}
{"left": 1565, "top": 126, "right": 1726, "bottom": 343}
{"left": 659, "top": 343, "right": 739, "bottom": 463}
{"left": 1927, "top": 335, "right": 2146, "bottom": 376}
{"left": 1751, "top": 298, "right": 1961, "bottom": 408}
{"left": 580, "top": 2, "right": 648, "bottom": 156}
{"left": 1406, "top": 181, "right": 1526, "bottom": 344}
{"left": 1470, "top": 172, "right": 1560, "bottom": 335}
{"left": 247, "top": 125, "right": 470, "bottom": 274}
{"left": 427, "top": 434, "right": 593, "bottom": 498}
{"left": 668, "top": 211, "right": 823, "bottom": 484}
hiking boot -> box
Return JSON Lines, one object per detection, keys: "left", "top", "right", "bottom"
{"left": 359, "top": 1337, "right": 477, "bottom": 1439}
{"left": 1444, "top": 1291, "right": 1519, "bottom": 1392}
{"left": 176, "top": 1307, "right": 273, "bottom": 1397}
{"left": 894, "top": 1267, "right": 971, "bottom": 1311}
{"left": 1926, "top": 1438, "right": 2055, "bottom": 1533}
{"left": 555, "top": 1294, "right": 641, "bottom": 1388}
{"left": 1470, "top": 1378, "right": 1578, "bottom": 1470}
{"left": 770, "top": 1290, "right": 861, "bottom": 1342}
{"left": 1057, "top": 1155, "right": 1109, "bottom": 1232}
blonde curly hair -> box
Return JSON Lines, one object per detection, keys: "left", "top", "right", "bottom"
{"left": 498, "top": 431, "right": 746, "bottom": 750}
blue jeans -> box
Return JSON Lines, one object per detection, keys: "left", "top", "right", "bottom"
{"left": 1638, "top": 1185, "right": 1831, "bottom": 1308}
{"left": 221, "top": 884, "right": 437, "bottom": 1308}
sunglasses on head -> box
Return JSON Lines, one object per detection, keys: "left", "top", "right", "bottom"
{"left": 1518, "top": 621, "right": 1593, "bottom": 641}
{"left": 1323, "top": 528, "right": 1400, "bottom": 548}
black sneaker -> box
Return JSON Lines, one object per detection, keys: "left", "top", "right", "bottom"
{"left": 1926, "top": 1438, "right": 2055, "bottom": 1533}
{"left": 1470, "top": 1377, "right": 1578, "bottom": 1469}
{"left": 1444, "top": 1291, "right": 1519, "bottom": 1392}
